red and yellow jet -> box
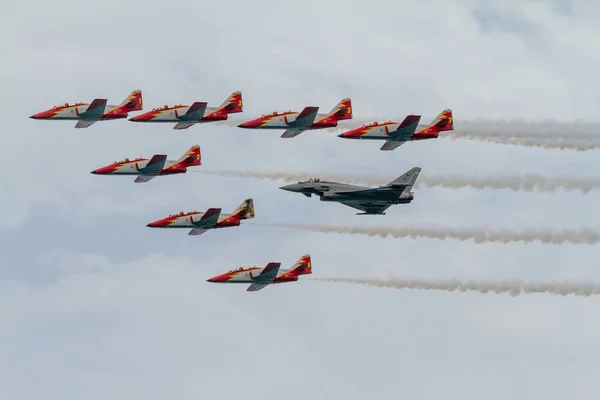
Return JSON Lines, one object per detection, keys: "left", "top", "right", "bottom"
{"left": 129, "top": 91, "right": 243, "bottom": 130}
{"left": 146, "top": 199, "right": 254, "bottom": 236}
{"left": 30, "top": 90, "right": 143, "bottom": 128}
{"left": 207, "top": 254, "right": 312, "bottom": 292}
{"left": 338, "top": 109, "right": 453, "bottom": 150}
{"left": 238, "top": 98, "right": 352, "bottom": 138}
{"left": 90, "top": 145, "right": 201, "bottom": 183}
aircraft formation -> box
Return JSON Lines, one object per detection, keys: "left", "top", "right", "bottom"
{"left": 30, "top": 90, "right": 454, "bottom": 292}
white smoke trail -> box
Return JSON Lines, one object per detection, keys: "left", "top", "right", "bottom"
{"left": 312, "top": 277, "right": 600, "bottom": 297}
{"left": 442, "top": 134, "right": 600, "bottom": 151}
{"left": 262, "top": 223, "right": 600, "bottom": 245}
{"left": 195, "top": 170, "right": 600, "bottom": 194}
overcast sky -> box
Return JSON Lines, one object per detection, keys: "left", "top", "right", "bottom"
{"left": 2, "top": 1, "right": 600, "bottom": 399}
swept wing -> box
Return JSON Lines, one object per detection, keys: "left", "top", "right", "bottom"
{"left": 134, "top": 175, "right": 157, "bottom": 183}
{"left": 379, "top": 115, "right": 422, "bottom": 151}
{"left": 74, "top": 120, "right": 98, "bottom": 128}
{"left": 246, "top": 283, "right": 270, "bottom": 292}
{"left": 179, "top": 101, "right": 208, "bottom": 121}
{"left": 138, "top": 154, "right": 167, "bottom": 175}
{"left": 79, "top": 98, "right": 108, "bottom": 119}
{"left": 173, "top": 122, "right": 197, "bottom": 130}
{"left": 336, "top": 201, "right": 391, "bottom": 215}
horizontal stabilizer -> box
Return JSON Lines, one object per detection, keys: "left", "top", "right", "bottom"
{"left": 79, "top": 98, "right": 108, "bottom": 119}
{"left": 192, "top": 208, "right": 221, "bottom": 228}
{"left": 288, "top": 106, "right": 319, "bottom": 128}
{"left": 138, "top": 154, "right": 167, "bottom": 175}
{"left": 180, "top": 101, "right": 208, "bottom": 121}
{"left": 389, "top": 115, "right": 421, "bottom": 140}
{"left": 281, "top": 128, "right": 307, "bottom": 138}
{"left": 254, "top": 262, "right": 281, "bottom": 282}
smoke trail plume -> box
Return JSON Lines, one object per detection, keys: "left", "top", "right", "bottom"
{"left": 312, "top": 277, "right": 600, "bottom": 297}
{"left": 442, "top": 134, "right": 600, "bottom": 151}
{"left": 262, "top": 223, "right": 600, "bottom": 245}
{"left": 196, "top": 170, "right": 600, "bottom": 194}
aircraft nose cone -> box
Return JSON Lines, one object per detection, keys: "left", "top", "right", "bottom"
{"left": 337, "top": 133, "right": 345, "bottom": 138}
{"left": 128, "top": 117, "right": 135, "bottom": 121}
{"left": 237, "top": 123, "right": 246, "bottom": 128}
{"left": 90, "top": 170, "right": 97, "bottom": 174}
{"left": 206, "top": 278, "right": 214, "bottom": 282}
{"left": 29, "top": 115, "right": 36, "bottom": 119}
{"left": 280, "top": 183, "right": 301, "bottom": 192}
{"left": 146, "top": 223, "right": 154, "bottom": 227}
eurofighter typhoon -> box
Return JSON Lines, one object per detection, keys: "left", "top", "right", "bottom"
{"left": 280, "top": 167, "right": 421, "bottom": 215}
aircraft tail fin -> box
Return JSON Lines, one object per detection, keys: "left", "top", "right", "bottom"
{"left": 327, "top": 98, "right": 353, "bottom": 121}
{"left": 218, "top": 91, "right": 243, "bottom": 114}
{"left": 177, "top": 145, "right": 201, "bottom": 166}
{"left": 119, "top": 90, "right": 143, "bottom": 111}
{"left": 387, "top": 167, "right": 421, "bottom": 200}
{"left": 387, "top": 167, "right": 421, "bottom": 188}
{"left": 287, "top": 254, "right": 312, "bottom": 276}
{"left": 232, "top": 198, "right": 255, "bottom": 220}
{"left": 415, "top": 109, "right": 453, "bottom": 138}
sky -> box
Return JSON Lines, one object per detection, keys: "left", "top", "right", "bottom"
{"left": 2, "top": 0, "right": 600, "bottom": 398}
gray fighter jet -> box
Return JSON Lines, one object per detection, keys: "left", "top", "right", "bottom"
{"left": 279, "top": 167, "right": 421, "bottom": 215}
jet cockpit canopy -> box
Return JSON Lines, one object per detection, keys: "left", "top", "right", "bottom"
{"left": 152, "top": 105, "right": 171, "bottom": 111}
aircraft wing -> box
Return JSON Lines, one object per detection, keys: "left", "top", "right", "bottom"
{"left": 173, "top": 122, "right": 198, "bottom": 130}
{"left": 134, "top": 175, "right": 157, "bottom": 183}
{"left": 388, "top": 115, "right": 422, "bottom": 140}
{"left": 246, "top": 283, "right": 270, "bottom": 292}
{"left": 288, "top": 106, "right": 319, "bottom": 128}
{"left": 380, "top": 140, "right": 406, "bottom": 151}
{"left": 79, "top": 98, "right": 108, "bottom": 119}
{"left": 188, "top": 228, "right": 209, "bottom": 236}
{"left": 281, "top": 129, "right": 307, "bottom": 138}
{"left": 179, "top": 101, "right": 207, "bottom": 121}
{"left": 191, "top": 208, "right": 221, "bottom": 228}
{"left": 337, "top": 200, "right": 391, "bottom": 215}
{"left": 331, "top": 186, "right": 403, "bottom": 199}
{"left": 254, "top": 262, "right": 281, "bottom": 282}
{"left": 138, "top": 154, "right": 167, "bottom": 175}
{"left": 74, "top": 120, "right": 98, "bottom": 128}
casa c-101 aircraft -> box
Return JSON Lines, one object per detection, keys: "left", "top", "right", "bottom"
{"left": 280, "top": 167, "right": 421, "bottom": 215}
{"left": 237, "top": 98, "right": 352, "bottom": 138}
{"left": 90, "top": 145, "right": 201, "bottom": 183}
{"left": 338, "top": 109, "right": 453, "bottom": 150}
{"left": 29, "top": 90, "right": 143, "bottom": 128}
{"left": 146, "top": 199, "right": 255, "bottom": 236}
{"left": 129, "top": 91, "right": 243, "bottom": 130}
{"left": 207, "top": 254, "right": 313, "bottom": 292}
